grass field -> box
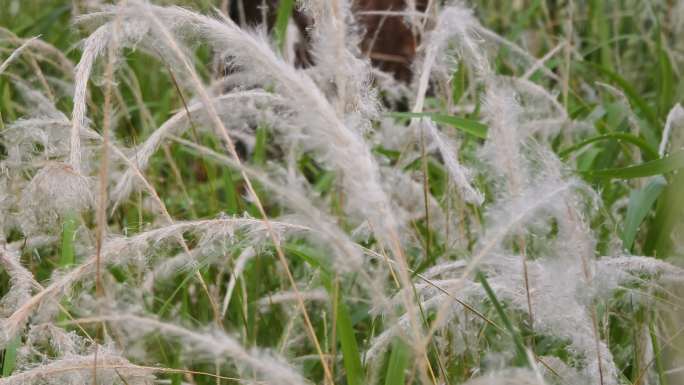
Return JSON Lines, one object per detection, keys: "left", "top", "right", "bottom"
{"left": 1, "top": 1, "right": 683, "bottom": 384}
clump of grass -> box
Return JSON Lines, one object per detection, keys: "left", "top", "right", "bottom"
{"left": 1, "top": 1, "right": 683, "bottom": 385}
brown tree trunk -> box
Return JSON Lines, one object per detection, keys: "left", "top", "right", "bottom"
{"left": 231, "top": 0, "right": 428, "bottom": 81}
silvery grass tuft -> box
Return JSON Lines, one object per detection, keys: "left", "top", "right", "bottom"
{"left": 0, "top": 1, "right": 683, "bottom": 385}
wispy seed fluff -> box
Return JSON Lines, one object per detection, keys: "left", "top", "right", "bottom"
{"left": 413, "top": 2, "right": 489, "bottom": 113}
{"left": 70, "top": 14, "right": 150, "bottom": 173}
{"left": 424, "top": 118, "right": 484, "bottom": 204}
{"left": 19, "top": 163, "right": 93, "bottom": 235}
{"left": 87, "top": 3, "right": 399, "bottom": 239}
{"left": 0, "top": 246, "right": 34, "bottom": 320}
{"left": 481, "top": 85, "right": 525, "bottom": 191}
{"left": 299, "top": 0, "right": 378, "bottom": 120}
{"left": 0, "top": 352, "right": 154, "bottom": 385}
{"left": 84, "top": 315, "right": 308, "bottom": 385}
{"left": 410, "top": 2, "right": 486, "bottom": 205}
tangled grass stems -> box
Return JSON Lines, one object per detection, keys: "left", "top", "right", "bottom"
{"left": 65, "top": 314, "right": 309, "bottom": 385}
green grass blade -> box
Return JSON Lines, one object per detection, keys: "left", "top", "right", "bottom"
{"left": 589, "top": 0, "right": 613, "bottom": 69}
{"left": 17, "top": 4, "right": 70, "bottom": 36}
{"left": 285, "top": 244, "right": 364, "bottom": 385}
{"left": 273, "top": 0, "right": 295, "bottom": 52}
{"left": 222, "top": 170, "right": 240, "bottom": 215}
{"left": 59, "top": 212, "right": 77, "bottom": 267}
{"left": 158, "top": 269, "right": 200, "bottom": 317}
{"left": 583, "top": 149, "right": 684, "bottom": 179}
{"left": 649, "top": 320, "right": 668, "bottom": 385}
{"left": 559, "top": 132, "right": 658, "bottom": 160}
{"left": 284, "top": 243, "right": 328, "bottom": 275}
{"left": 334, "top": 285, "right": 365, "bottom": 385}
{"left": 477, "top": 271, "right": 529, "bottom": 367}
{"left": 384, "top": 338, "right": 410, "bottom": 385}
{"left": 582, "top": 62, "right": 660, "bottom": 129}
{"left": 388, "top": 112, "right": 488, "bottom": 139}
{"left": 656, "top": 26, "right": 674, "bottom": 117}
{"left": 253, "top": 125, "right": 268, "bottom": 166}
{"left": 57, "top": 213, "right": 78, "bottom": 322}
{"left": 2, "top": 335, "right": 19, "bottom": 377}
{"left": 644, "top": 172, "right": 684, "bottom": 257}
{"left": 509, "top": 0, "right": 542, "bottom": 40}
{"left": 451, "top": 62, "right": 466, "bottom": 104}
{"left": 621, "top": 176, "right": 667, "bottom": 250}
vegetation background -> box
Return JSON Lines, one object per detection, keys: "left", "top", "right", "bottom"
{"left": 0, "top": 1, "right": 683, "bottom": 385}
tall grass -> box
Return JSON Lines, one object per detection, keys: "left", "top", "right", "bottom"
{"left": 1, "top": 1, "right": 683, "bottom": 385}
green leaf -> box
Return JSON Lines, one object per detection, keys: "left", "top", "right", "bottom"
{"left": 559, "top": 132, "right": 658, "bottom": 160}
{"left": 589, "top": 0, "right": 613, "bottom": 69}
{"left": 582, "top": 62, "right": 659, "bottom": 129}
{"left": 384, "top": 338, "right": 410, "bottom": 385}
{"left": 509, "top": 0, "right": 542, "bottom": 40}
{"left": 253, "top": 125, "right": 268, "bottom": 166}
{"left": 451, "top": 62, "right": 466, "bottom": 104}
{"left": 583, "top": 149, "right": 684, "bottom": 179}
{"left": 313, "top": 171, "right": 336, "bottom": 194}
{"left": 222, "top": 170, "right": 240, "bottom": 215}
{"left": 644, "top": 172, "right": 684, "bottom": 257}
{"left": 650, "top": 320, "right": 668, "bottom": 385}
{"left": 158, "top": 268, "right": 200, "bottom": 317}
{"left": 285, "top": 244, "right": 364, "bottom": 385}
{"left": 477, "top": 271, "right": 530, "bottom": 367}
{"left": 17, "top": 4, "right": 70, "bottom": 36}
{"left": 57, "top": 213, "right": 78, "bottom": 322}
{"left": 2, "top": 335, "right": 19, "bottom": 377}
{"left": 273, "top": 0, "right": 295, "bottom": 53}
{"left": 284, "top": 243, "right": 329, "bottom": 275}
{"left": 656, "top": 27, "right": 674, "bottom": 117}
{"left": 621, "top": 176, "right": 667, "bottom": 250}
{"left": 334, "top": 285, "right": 365, "bottom": 385}
{"left": 388, "top": 112, "right": 488, "bottom": 139}
{"left": 59, "top": 212, "right": 77, "bottom": 267}
{"left": 576, "top": 147, "right": 602, "bottom": 172}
